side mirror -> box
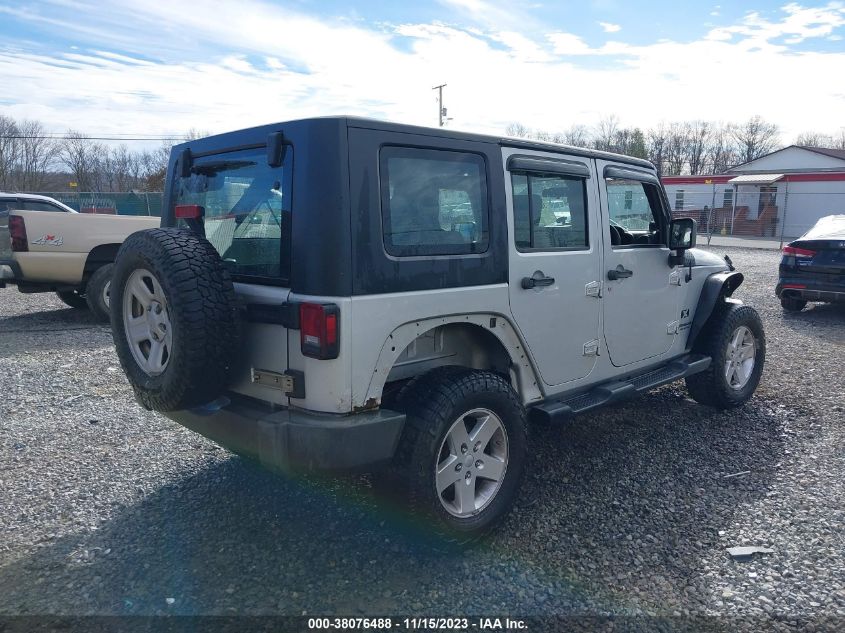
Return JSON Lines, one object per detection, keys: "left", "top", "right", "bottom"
{"left": 669, "top": 217, "right": 697, "bottom": 250}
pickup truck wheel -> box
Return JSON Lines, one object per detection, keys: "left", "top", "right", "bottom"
{"left": 389, "top": 367, "right": 527, "bottom": 541}
{"left": 685, "top": 304, "right": 766, "bottom": 409}
{"left": 55, "top": 290, "right": 88, "bottom": 310}
{"left": 110, "top": 228, "right": 240, "bottom": 412}
{"left": 780, "top": 296, "right": 807, "bottom": 312}
{"left": 85, "top": 263, "right": 114, "bottom": 323}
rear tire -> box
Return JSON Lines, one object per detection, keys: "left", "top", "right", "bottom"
{"left": 110, "top": 228, "right": 240, "bottom": 412}
{"left": 686, "top": 303, "right": 765, "bottom": 409}
{"left": 387, "top": 367, "right": 527, "bottom": 542}
{"left": 780, "top": 296, "right": 807, "bottom": 312}
{"left": 56, "top": 290, "right": 88, "bottom": 310}
{"left": 85, "top": 263, "right": 114, "bottom": 323}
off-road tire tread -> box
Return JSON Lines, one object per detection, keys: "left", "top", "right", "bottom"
{"left": 110, "top": 228, "right": 240, "bottom": 412}
{"left": 685, "top": 303, "right": 765, "bottom": 409}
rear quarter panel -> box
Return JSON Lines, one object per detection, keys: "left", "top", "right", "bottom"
{"left": 12, "top": 211, "right": 160, "bottom": 283}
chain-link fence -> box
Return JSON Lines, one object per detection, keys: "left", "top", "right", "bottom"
{"left": 33, "top": 192, "right": 163, "bottom": 216}
{"left": 668, "top": 184, "right": 845, "bottom": 247}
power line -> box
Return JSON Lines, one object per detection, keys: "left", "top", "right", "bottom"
{"left": 3, "top": 134, "right": 182, "bottom": 141}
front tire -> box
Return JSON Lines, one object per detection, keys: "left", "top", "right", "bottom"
{"left": 55, "top": 290, "right": 88, "bottom": 310}
{"left": 85, "top": 263, "right": 114, "bottom": 323}
{"left": 389, "top": 367, "right": 527, "bottom": 541}
{"left": 686, "top": 303, "right": 766, "bottom": 409}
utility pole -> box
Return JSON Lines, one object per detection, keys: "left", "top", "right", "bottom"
{"left": 433, "top": 83, "right": 447, "bottom": 127}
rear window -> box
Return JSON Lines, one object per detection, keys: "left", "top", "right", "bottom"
{"left": 174, "top": 147, "right": 292, "bottom": 284}
{"left": 380, "top": 146, "right": 489, "bottom": 257}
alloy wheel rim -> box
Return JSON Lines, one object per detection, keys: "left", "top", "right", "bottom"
{"left": 434, "top": 408, "right": 509, "bottom": 518}
{"left": 102, "top": 280, "right": 111, "bottom": 309}
{"left": 724, "top": 325, "right": 756, "bottom": 390}
{"left": 122, "top": 269, "right": 173, "bottom": 376}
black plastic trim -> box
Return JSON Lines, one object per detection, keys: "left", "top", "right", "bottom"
{"left": 603, "top": 165, "right": 660, "bottom": 184}
{"left": 686, "top": 271, "right": 745, "bottom": 351}
{"left": 167, "top": 401, "right": 406, "bottom": 472}
{"left": 284, "top": 369, "right": 306, "bottom": 399}
{"left": 244, "top": 301, "right": 301, "bottom": 329}
{"left": 507, "top": 154, "right": 591, "bottom": 178}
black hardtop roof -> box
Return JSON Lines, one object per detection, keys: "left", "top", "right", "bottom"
{"left": 173, "top": 115, "right": 656, "bottom": 171}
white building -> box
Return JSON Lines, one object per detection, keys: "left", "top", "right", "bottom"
{"left": 662, "top": 146, "right": 845, "bottom": 239}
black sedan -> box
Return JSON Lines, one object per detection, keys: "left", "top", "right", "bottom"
{"left": 776, "top": 215, "right": 845, "bottom": 312}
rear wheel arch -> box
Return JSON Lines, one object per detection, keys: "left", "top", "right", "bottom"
{"left": 366, "top": 316, "right": 543, "bottom": 409}
{"left": 84, "top": 243, "right": 121, "bottom": 274}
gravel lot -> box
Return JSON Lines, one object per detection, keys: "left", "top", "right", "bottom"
{"left": 1, "top": 247, "right": 843, "bottom": 628}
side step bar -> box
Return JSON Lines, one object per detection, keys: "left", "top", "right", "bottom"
{"left": 530, "top": 354, "right": 711, "bottom": 424}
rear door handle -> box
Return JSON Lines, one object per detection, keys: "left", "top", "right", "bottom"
{"left": 607, "top": 265, "right": 634, "bottom": 280}
{"left": 521, "top": 271, "right": 555, "bottom": 289}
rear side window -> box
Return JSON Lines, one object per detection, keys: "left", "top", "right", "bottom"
{"left": 174, "top": 147, "right": 292, "bottom": 283}
{"left": 21, "top": 201, "right": 66, "bottom": 212}
{"left": 511, "top": 172, "right": 589, "bottom": 250}
{"left": 380, "top": 147, "right": 489, "bottom": 257}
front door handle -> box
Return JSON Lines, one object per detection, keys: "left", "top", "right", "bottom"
{"left": 607, "top": 265, "right": 634, "bottom": 280}
{"left": 522, "top": 271, "right": 556, "bottom": 289}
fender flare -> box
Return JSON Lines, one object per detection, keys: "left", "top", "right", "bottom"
{"left": 363, "top": 313, "right": 544, "bottom": 407}
{"left": 687, "top": 271, "right": 744, "bottom": 351}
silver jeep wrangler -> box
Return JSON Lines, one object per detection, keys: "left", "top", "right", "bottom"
{"left": 110, "top": 117, "right": 765, "bottom": 538}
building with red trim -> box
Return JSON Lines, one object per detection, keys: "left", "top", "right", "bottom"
{"left": 662, "top": 146, "right": 845, "bottom": 239}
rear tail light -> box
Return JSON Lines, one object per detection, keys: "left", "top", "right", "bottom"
{"left": 9, "top": 216, "right": 28, "bottom": 252}
{"left": 175, "top": 204, "right": 204, "bottom": 219}
{"left": 783, "top": 245, "right": 816, "bottom": 258}
{"left": 300, "top": 303, "right": 340, "bottom": 359}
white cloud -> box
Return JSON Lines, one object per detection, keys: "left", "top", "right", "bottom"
{"left": 547, "top": 33, "right": 594, "bottom": 55}
{"left": 598, "top": 21, "right": 621, "bottom": 33}
{"left": 0, "top": 0, "right": 843, "bottom": 144}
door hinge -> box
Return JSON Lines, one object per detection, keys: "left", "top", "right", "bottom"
{"left": 585, "top": 280, "right": 602, "bottom": 298}
{"left": 583, "top": 339, "right": 600, "bottom": 356}
{"left": 251, "top": 368, "right": 305, "bottom": 399}
{"left": 667, "top": 320, "right": 680, "bottom": 335}
{"left": 669, "top": 270, "right": 682, "bottom": 286}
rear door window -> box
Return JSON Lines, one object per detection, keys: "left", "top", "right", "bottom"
{"left": 510, "top": 172, "right": 589, "bottom": 250}
{"left": 380, "top": 147, "right": 489, "bottom": 257}
{"left": 174, "top": 147, "right": 292, "bottom": 284}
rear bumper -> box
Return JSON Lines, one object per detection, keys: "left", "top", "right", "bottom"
{"left": 776, "top": 278, "right": 845, "bottom": 303}
{"left": 166, "top": 397, "right": 406, "bottom": 472}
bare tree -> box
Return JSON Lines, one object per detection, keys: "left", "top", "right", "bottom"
{"left": 647, "top": 125, "right": 669, "bottom": 177}
{"left": 704, "top": 124, "right": 738, "bottom": 174}
{"left": 561, "top": 124, "right": 591, "bottom": 147}
{"left": 834, "top": 129, "right": 845, "bottom": 150}
{"left": 0, "top": 115, "right": 20, "bottom": 190}
{"left": 795, "top": 131, "right": 834, "bottom": 147}
{"left": 15, "top": 120, "right": 57, "bottom": 191}
{"left": 729, "top": 115, "right": 780, "bottom": 165}
{"left": 664, "top": 123, "right": 688, "bottom": 176}
{"left": 685, "top": 121, "right": 711, "bottom": 175}
{"left": 593, "top": 115, "right": 620, "bottom": 153}
{"left": 58, "top": 131, "right": 104, "bottom": 191}
{"left": 505, "top": 122, "right": 531, "bottom": 138}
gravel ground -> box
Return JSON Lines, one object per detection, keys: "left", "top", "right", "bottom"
{"left": 1, "top": 247, "right": 843, "bottom": 629}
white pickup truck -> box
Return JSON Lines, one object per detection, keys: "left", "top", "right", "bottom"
{"left": 0, "top": 193, "right": 160, "bottom": 321}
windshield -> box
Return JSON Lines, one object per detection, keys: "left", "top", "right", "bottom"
{"left": 173, "top": 147, "right": 292, "bottom": 283}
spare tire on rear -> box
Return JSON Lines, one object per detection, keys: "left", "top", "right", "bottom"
{"left": 110, "top": 228, "right": 240, "bottom": 412}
